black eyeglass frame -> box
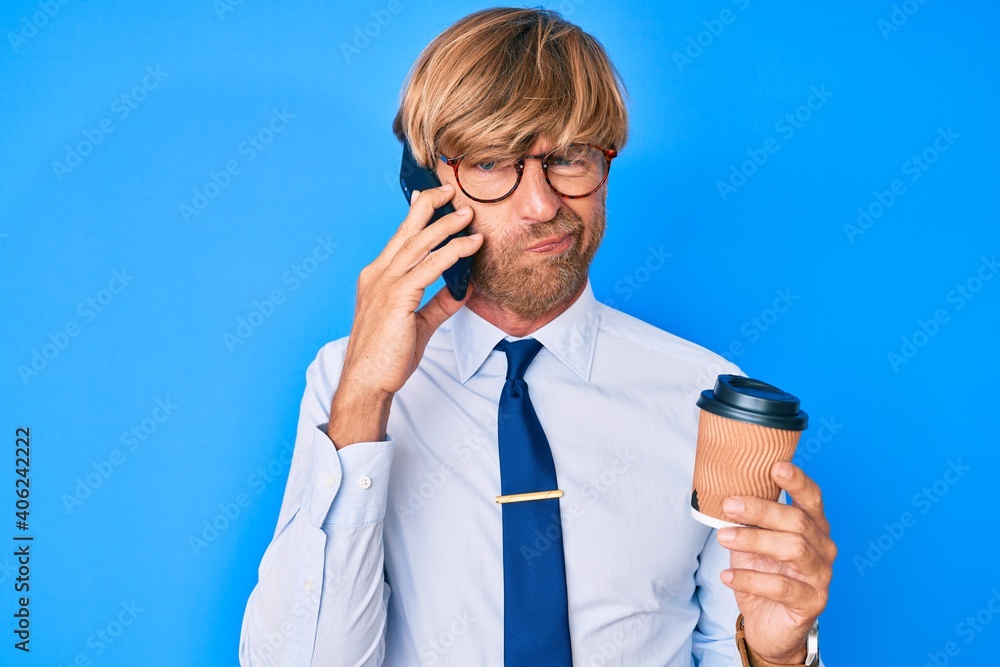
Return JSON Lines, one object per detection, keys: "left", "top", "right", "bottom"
{"left": 437, "top": 143, "right": 619, "bottom": 203}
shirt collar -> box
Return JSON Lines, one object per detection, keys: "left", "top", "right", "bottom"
{"left": 443, "top": 277, "right": 602, "bottom": 384}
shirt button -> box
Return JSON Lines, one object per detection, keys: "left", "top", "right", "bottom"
{"left": 323, "top": 474, "right": 335, "bottom": 488}
{"left": 303, "top": 579, "right": 315, "bottom": 592}
{"left": 359, "top": 476, "right": 372, "bottom": 489}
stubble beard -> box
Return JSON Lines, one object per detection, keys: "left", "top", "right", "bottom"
{"left": 468, "top": 203, "right": 606, "bottom": 321}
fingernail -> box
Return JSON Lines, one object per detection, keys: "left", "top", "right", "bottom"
{"left": 718, "top": 528, "right": 736, "bottom": 543}
{"left": 411, "top": 190, "right": 421, "bottom": 202}
{"left": 470, "top": 233, "right": 483, "bottom": 240}
{"left": 723, "top": 497, "right": 744, "bottom": 515}
{"left": 441, "top": 183, "right": 454, "bottom": 191}
{"left": 775, "top": 462, "right": 792, "bottom": 479}
{"left": 457, "top": 205, "right": 471, "bottom": 215}
{"left": 720, "top": 569, "right": 734, "bottom": 584}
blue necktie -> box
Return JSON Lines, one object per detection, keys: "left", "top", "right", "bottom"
{"left": 495, "top": 338, "right": 573, "bottom": 666}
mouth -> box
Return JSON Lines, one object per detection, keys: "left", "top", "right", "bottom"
{"left": 526, "top": 233, "right": 572, "bottom": 254}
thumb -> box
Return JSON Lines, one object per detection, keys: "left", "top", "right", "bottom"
{"left": 415, "top": 282, "right": 473, "bottom": 346}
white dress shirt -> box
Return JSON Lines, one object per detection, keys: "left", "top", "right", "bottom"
{"left": 240, "top": 277, "right": 790, "bottom": 666}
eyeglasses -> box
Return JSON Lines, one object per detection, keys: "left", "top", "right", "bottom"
{"left": 438, "top": 143, "right": 618, "bottom": 203}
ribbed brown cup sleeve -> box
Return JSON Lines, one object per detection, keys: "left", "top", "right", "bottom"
{"left": 692, "top": 410, "right": 801, "bottom": 523}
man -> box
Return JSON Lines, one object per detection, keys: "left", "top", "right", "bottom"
{"left": 240, "top": 8, "right": 835, "bottom": 666}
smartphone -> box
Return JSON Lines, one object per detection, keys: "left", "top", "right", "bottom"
{"left": 399, "top": 140, "right": 473, "bottom": 301}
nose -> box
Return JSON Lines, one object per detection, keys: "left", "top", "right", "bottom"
{"left": 510, "top": 156, "right": 562, "bottom": 223}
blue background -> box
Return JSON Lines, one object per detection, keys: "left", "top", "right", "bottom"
{"left": 2, "top": 1, "right": 997, "bottom": 665}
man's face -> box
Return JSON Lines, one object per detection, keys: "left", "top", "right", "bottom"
{"left": 434, "top": 136, "right": 607, "bottom": 320}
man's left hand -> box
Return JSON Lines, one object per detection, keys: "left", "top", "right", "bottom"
{"left": 716, "top": 461, "right": 836, "bottom": 664}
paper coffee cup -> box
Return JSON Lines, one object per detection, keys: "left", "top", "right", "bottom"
{"left": 690, "top": 375, "right": 808, "bottom": 529}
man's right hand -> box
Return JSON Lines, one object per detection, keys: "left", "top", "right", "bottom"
{"left": 327, "top": 183, "right": 482, "bottom": 448}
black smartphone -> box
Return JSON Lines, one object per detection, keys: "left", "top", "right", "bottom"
{"left": 399, "top": 140, "right": 473, "bottom": 301}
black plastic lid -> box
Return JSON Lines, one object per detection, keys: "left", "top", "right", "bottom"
{"left": 696, "top": 374, "right": 808, "bottom": 431}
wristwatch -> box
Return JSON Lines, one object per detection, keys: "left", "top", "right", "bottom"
{"left": 735, "top": 613, "right": 819, "bottom": 667}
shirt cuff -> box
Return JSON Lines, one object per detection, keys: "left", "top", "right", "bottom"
{"left": 301, "top": 423, "right": 395, "bottom": 527}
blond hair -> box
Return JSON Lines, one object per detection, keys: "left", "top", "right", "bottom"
{"left": 392, "top": 7, "right": 629, "bottom": 167}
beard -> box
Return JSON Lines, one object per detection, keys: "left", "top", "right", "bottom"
{"left": 467, "top": 202, "right": 606, "bottom": 320}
